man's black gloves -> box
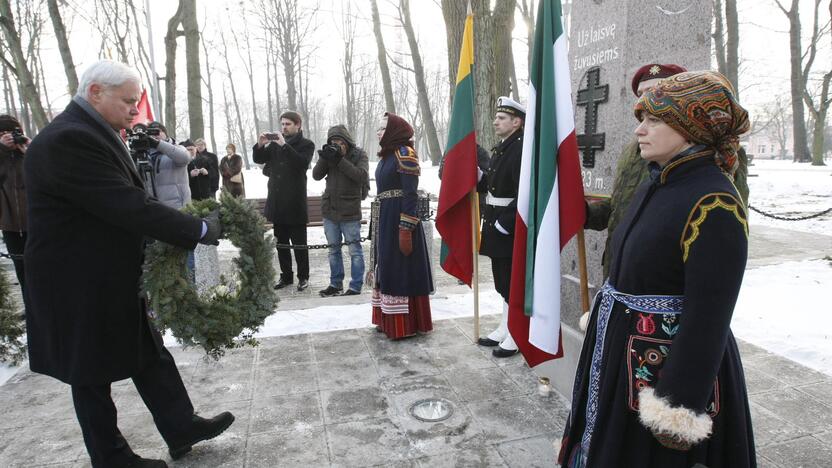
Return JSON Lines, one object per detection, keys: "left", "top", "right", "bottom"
{"left": 199, "top": 209, "right": 222, "bottom": 245}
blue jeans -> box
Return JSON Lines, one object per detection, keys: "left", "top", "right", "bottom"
{"left": 323, "top": 218, "right": 364, "bottom": 292}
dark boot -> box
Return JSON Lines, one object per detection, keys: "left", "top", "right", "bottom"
{"left": 167, "top": 412, "right": 235, "bottom": 460}
{"left": 124, "top": 454, "right": 168, "bottom": 467}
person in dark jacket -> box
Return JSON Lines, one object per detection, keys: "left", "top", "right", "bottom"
{"left": 185, "top": 139, "right": 212, "bottom": 201}
{"left": 219, "top": 143, "right": 245, "bottom": 197}
{"left": 313, "top": 125, "right": 369, "bottom": 297}
{"left": 253, "top": 110, "right": 315, "bottom": 291}
{"left": 0, "top": 115, "right": 29, "bottom": 298}
{"left": 369, "top": 113, "right": 433, "bottom": 340}
{"left": 194, "top": 138, "right": 219, "bottom": 199}
{"left": 24, "top": 60, "right": 233, "bottom": 468}
{"left": 558, "top": 71, "right": 755, "bottom": 468}
{"left": 475, "top": 96, "right": 525, "bottom": 358}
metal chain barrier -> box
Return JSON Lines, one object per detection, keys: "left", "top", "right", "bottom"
{"left": 0, "top": 251, "right": 23, "bottom": 261}
{"left": 747, "top": 205, "right": 832, "bottom": 222}
{"left": 275, "top": 236, "right": 369, "bottom": 251}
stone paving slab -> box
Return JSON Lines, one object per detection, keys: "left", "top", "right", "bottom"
{"left": 1, "top": 318, "right": 831, "bottom": 467}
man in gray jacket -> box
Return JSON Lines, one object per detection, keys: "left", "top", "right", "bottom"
{"left": 145, "top": 121, "right": 191, "bottom": 209}
{"left": 312, "top": 125, "right": 369, "bottom": 297}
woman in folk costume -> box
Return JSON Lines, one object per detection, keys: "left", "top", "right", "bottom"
{"left": 558, "top": 71, "right": 755, "bottom": 468}
{"left": 368, "top": 112, "right": 433, "bottom": 339}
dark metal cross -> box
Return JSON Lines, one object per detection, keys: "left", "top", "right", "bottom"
{"left": 576, "top": 67, "right": 608, "bottom": 169}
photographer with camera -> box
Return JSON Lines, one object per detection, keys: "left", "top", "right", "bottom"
{"left": 0, "top": 114, "right": 30, "bottom": 300}
{"left": 142, "top": 121, "right": 192, "bottom": 210}
{"left": 253, "top": 110, "right": 315, "bottom": 292}
{"left": 312, "top": 125, "right": 369, "bottom": 297}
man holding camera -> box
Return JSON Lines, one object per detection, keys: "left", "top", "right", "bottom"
{"left": 24, "top": 60, "right": 232, "bottom": 468}
{"left": 312, "top": 125, "right": 369, "bottom": 297}
{"left": 0, "top": 114, "right": 29, "bottom": 298}
{"left": 137, "top": 121, "right": 193, "bottom": 210}
{"left": 194, "top": 138, "right": 219, "bottom": 199}
{"left": 253, "top": 110, "right": 315, "bottom": 292}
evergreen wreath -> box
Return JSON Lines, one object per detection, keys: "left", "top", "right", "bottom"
{"left": 143, "top": 191, "right": 277, "bottom": 359}
{"left": 0, "top": 268, "right": 26, "bottom": 365}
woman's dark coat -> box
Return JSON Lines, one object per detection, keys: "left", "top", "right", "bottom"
{"left": 23, "top": 100, "right": 202, "bottom": 386}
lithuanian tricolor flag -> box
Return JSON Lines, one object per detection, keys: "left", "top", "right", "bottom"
{"left": 507, "top": 0, "right": 585, "bottom": 367}
{"left": 436, "top": 8, "right": 477, "bottom": 285}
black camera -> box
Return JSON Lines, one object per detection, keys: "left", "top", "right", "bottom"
{"left": 10, "top": 129, "right": 27, "bottom": 145}
{"left": 318, "top": 143, "right": 341, "bottom": 160}
{"left": 127, "top": 124, "right": 161, "bottom": 153}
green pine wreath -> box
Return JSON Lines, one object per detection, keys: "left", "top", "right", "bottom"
{"left": 143, "top": 191, "right": 277, "bottom": 359}
{"left": 0, "top": 268, "right": 26, "bottom": 365}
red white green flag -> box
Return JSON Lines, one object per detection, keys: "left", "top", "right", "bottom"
{"left": 437, "top": 8, "right": 477, "bottom": 285}
{"left": 508, "top": 0, "right": 586, "bottom": 367}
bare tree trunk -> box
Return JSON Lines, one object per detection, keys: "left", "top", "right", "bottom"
{"left": 236, "top": 29, "right": 260, "bottom": 137}
{"left": 725, "top": 0, "right": 739, "bottom": 93}
{"left": 266, "top": 36, "right": 274, "bottom": 132}
{"left": 339, "top": 2, "right": 357, "bottom": 135}
{"left": 47, "top": 0, "right": 78, "bottom": 96}
{"left": 219, "top": 30, "right": 250, "bottom": 168}
{"left": 441, "top": 0, "right": 465, "bottom": 105}
{"left": 712, "top": 0, "right": 727, "bottom": 75}
{"left": 370, "top": 0, "right": 396, "bottom": 113}
{"left": 0, "top": 0, "right": 48, "bottom": 130}
{"left": 180, "top": 0, "right": 203, "bottom": 139}
{"left": 272, "top": 49, "right": 281, "bottom": 122}
{"left": 775, "top": 0, "right": 813, "bottom": 162}
{"left": 2, "top": 66, "right": 14, "bottom": 114}
{"left": 164, "top": 2, "right": 184, "bottom": 137}
{"left": 400, "top": 0, "right": 442, "bottom": 165}
{"left": 200, "top": 32, "right": 217, "bottom": 153}
{"left": 222, "top": 84, "right": 233, "bottom": 146}
{"left": 37, "top": 52, "right": 54, "bottom": 119}
{"left": 519, "top": 0, "right": 535, "bottom": 75}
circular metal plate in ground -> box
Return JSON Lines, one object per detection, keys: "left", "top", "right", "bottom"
{"left": 409, "top": 398, "right": 454, "bottom": 422}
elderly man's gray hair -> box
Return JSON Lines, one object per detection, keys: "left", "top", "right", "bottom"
{"left": 76, "top": 60, "right": 142, "bottom": 99}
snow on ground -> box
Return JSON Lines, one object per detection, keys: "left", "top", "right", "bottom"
{"left": 2, "top": 159, "right": 829, "bottom": 386}
{"left": 732, "top": 259, "right": 832, "bottom": 375}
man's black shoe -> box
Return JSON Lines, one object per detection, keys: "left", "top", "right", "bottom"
{"left": 319, "top": 286, "right": 343, "bottom": 297}
{"left": 168, "top": 412, "right": 235, "bottom": 460}
{"left": 125, "top": 455, "right": 168, "bottom": 468}
{"left": 341, "top": 289, "right": 361, "bottom": 296}
{"left": 297, "top": 279, "right": 309, "bottom": 291}
{"left": 477, "top": 337, "right": 500, "bottom": 347}
{"left": 274, "top": 279, "right": 293, "bottom": 290}
{"left": 492, "top": 347, "right": 519, "bottom": 358}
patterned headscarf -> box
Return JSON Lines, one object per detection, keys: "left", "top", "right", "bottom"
{"left": 378, "top": 112, "right": 414, "bottom": 157}
{"left": 634, "top": 71, "right": 750, "bottom": 175}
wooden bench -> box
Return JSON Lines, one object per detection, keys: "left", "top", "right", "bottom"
{"left": 250, "top": 195, "right": 371, "bottom": 229}
{"left": 250, "top": 195, "right": 324, "bottom": 228}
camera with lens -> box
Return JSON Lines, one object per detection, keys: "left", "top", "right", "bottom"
{"left": 126, "top": 123, "right": 161, "bottom": 196}
{"left": 318, "top": 142, "right": 341, "bottom": 161}
{"left": 10, "top": 129, "right": 27, "bottom": 145}
{"left": 127, "top": 124, "right": 161, "bottom": 154}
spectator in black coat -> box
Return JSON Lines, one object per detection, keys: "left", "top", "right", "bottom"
{"left": 194, "top": 138, "right": 219, "bottom": 199}
{"left": 253, "top": 110, "right": 315, "bottom": 291}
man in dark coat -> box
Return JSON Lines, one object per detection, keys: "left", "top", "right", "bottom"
{"left": 24, "top": 60, "right": 233, "bottom": 468}
{"left": 194, "top": 138, "right": 219, "bottom": 199}
{"left": 313, "top": 124, "right": 369, "bottom": 297}
{"left": 184, "top": 139, "right": 212, "bottom": 201}
{"left": 475, "top": 96, "right": 525, "bottom": 358}
{"left": 253, "top": 110, "right": 315, "bottom": 291}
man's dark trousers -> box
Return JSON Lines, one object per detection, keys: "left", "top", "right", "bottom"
{"left": 274, "top": 223, "right": 309, "bottom": 282}
{"left": 71, "top": 347, "right": 194, "bottom": 467}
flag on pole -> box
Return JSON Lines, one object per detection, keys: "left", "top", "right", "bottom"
{"left": 131, "top": 89, "right": 154, "bottom": 127}
{"left": 507, "top": 0, "right": 586, "bottom": 368}
{"left": 436, "top": 7, "right": 478, "bottom": 285}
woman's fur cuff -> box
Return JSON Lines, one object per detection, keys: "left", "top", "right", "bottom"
{"left": 638, "top": 387, "right": 712, "bottom": 450}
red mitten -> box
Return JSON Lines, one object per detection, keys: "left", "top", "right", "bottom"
{"left": 399, "top": 229, "right": 413, "bottom": 256}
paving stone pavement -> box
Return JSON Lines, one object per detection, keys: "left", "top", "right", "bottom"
{"left": 1, "top": 225, "right": 830, "bottom": 467}
{"left": 1, "top": 317, "right": 830, "bottom": 467}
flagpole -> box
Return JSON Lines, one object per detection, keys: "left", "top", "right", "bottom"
{"left": 576, "top": 229, "right": 591, "bottom": 324}
{"left": 471, "top": 190, "right": 480, "bottom": 342}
